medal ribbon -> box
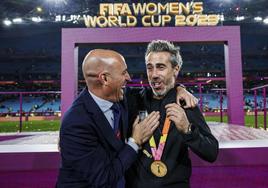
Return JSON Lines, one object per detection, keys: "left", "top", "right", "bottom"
{"left": 149, "top": 117, "right": 171, "bottom": 161}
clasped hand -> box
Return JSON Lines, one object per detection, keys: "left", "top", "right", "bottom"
{"left": 131, "top": 111, "right": 160, "bottom": 146}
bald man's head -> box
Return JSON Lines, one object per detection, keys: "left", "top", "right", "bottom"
{"left": 82, "top": 49, "right": 125, "bottom": 87}
{"left": 82, "top": 49, "right": 131, "bottom": 102}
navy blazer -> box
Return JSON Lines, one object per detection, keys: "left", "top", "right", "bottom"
{"left": 57, "top": 88, "right": 137, "bottom": 188}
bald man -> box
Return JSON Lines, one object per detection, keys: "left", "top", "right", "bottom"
{"left": 57, "top": 49, "right": 160, "bottom": 188}
{"left": 57, "top": 49, "right": 196, "bottom": 188}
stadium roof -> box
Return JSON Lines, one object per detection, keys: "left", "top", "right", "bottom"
{"left": 1, "top": 0, "right": 268, "bottom": 27}
{"left": 0, "top": 0, "right": 267, "bottom": 76}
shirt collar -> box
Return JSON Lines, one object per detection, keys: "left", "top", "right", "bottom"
{"left": 88, "top": 90, "right": 113, "bottom": 113}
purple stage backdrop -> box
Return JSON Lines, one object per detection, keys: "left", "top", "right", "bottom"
{"left": 61, "top": 26, "right": 244, "bottom": 125}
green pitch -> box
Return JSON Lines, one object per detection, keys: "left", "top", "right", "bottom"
{"left": 0, "top": 115, "right": 266, "bottom": 133}
{"left": 205, "top": 115, "right": 266, "bottom": 128}
{"left": 0, "top": 120, "right": 60, "bottom": 132}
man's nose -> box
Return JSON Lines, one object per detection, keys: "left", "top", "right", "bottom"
{"left": 151, "top": 68, "right": 159, "bottom": 78}
{"left": 125, "top": 71, "right": 131, "bottom": 81}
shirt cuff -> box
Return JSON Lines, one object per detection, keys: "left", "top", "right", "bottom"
{"left": 127, "top": 139, "right": 139, "bottom": 153}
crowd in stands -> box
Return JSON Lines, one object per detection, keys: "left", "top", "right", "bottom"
{"left": 0, "top": 93, "right": 61, "bottom": 117}
{"left": 0, "top": 42, "right": 267, "bottom": 83}
{"left": 0, "top": 91, "right": 267, "bottom": 117}
{"left": 0, "top": 42, "right": 267, "bottom": 117}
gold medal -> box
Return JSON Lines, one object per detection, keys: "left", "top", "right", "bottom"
{"left": 150, "top": 161, "right": 167, "bottom": 177}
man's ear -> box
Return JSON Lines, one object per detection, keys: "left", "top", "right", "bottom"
{"left": 99, "top": 72, "right": 108, "bottom": 85}
{"left": 174, "top": 66, "right": 180, "bottom": 77}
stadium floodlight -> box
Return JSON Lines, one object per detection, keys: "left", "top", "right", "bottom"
{"left": 254, "top": 16, "right": 263, "bottom": 22}
{"left": 235, "top": 16, "right": 245, "bottom": 21}
{"left": 264, "top": 17, "right": 268, "bottom": 24}
{"left": 32, "top": 17, "right": 42, "bottom": 22}
{"left": 3, "top": 19, "right": 12, "bottom": 26}
{"left": 12, "top": 18, "right": 23, "bottom": 23}
{"left": 220, "top": 14, "right": 225, "bottom": 21}
{"left": 36, "top": 6, "right": 43, "bottom": 12}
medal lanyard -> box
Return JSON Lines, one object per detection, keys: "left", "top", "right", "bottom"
{"left": 149, "top": 117, "right": 171, "bottom": 161}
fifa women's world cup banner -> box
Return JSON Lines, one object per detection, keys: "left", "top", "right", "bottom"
{"left": 83, "top": 1, "right": 220, "bottom": 27}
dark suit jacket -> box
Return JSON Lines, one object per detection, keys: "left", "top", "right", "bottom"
{"left": 57, "top": 88, "right": 137, "bottom": 188}
{"left": 125, "top": 87, "right": 219, "bottom": 188}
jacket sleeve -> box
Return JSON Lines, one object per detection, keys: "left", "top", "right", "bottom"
{"left": 182, "top": 106, "right": 219, "bottom": 162}
{"left": 59, "top": 115, "right": 137, "bottom": 187}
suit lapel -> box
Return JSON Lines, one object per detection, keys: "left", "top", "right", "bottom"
{"left": 93, "top": 112, "right": 124, "bottom": 150}
{"left": 81, "top": 88, "right": 124, "bottom": 150}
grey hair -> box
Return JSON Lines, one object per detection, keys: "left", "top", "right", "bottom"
{"left": 145, "top": 40, "right": 183, "bottom": 68}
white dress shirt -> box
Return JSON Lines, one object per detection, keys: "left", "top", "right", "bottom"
{"left": 89, "top": 90, "right": 114, "bottom": 128}
{"left": 88, "top": 90, "right": 139, "bottom": 152}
